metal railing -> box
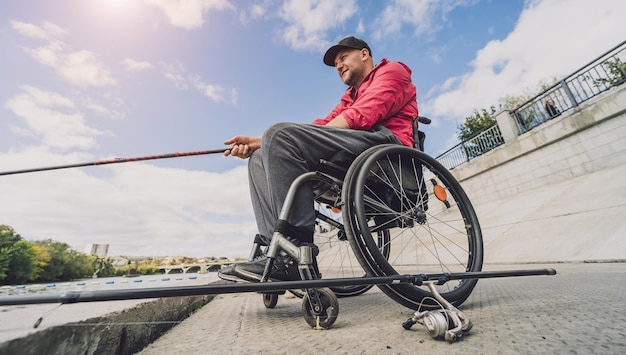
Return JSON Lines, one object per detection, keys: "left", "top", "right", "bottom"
{"left": 435, "top": 40, "right": 626, "bottom": 169}
{"left": 511, "top": 40, "right": 626, "bottom": 134}
{"left": 436, "top": 123, "right": 504, "bottom": 170}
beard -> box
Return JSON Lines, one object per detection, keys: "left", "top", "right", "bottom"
{"left": 341, "top": 66, "right": 365, "bottom": 87}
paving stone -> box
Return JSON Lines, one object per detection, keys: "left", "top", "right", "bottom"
{"left": 139, "top": 262, "right": 626, "bottom": 355}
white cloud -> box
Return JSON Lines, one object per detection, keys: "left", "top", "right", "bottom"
{"left": 355, "top": 19, "right": 365, "bottom": 35}
{"left": 21, "top": 41, "right": 116, "bottom": 87}
{"left": 250, "top": 3, "right": 267, "bottom": 18}
{"left": 372, "top": 0, "right": 472, "bottom": 41}
{"left": 21, "top": 40, "right": 64, "bottom": 66}
{"left": 80, "top": 96, "right": 127, "bottom": 120}
{"left": 191, "top": 76, "right": 238, "bottom": 104}
{"left": 4, "top": 86, "right": 109, "bottom": 150}
{"left": 162, "top": 63, "right": 237, "bottom": 104}
{"left": 12, "top": 21, "right": 116, "bottom": 88}
{"left": 163, "top": 73, "right": 188, "bottom": 89}
{"left": 122, "top": 58, "right": 154, "bottom": 71}
{"left": 0, "top": 150, "right": 255, "bottom": 258}
{"left": 10, "top": 20, "right": 66, "bottom": 40}
{"left": 425, "top": 44, "right": 450, "bottom": 64}
{"left": 272, "top": 0, "right": 467, "bottom": 53}
{"left": 59, "top": 49, "right": 116, "bottom": 87}
{"left": 423, "top": 0, "right": 626, "bottom": 123}
{"left": 239, "top": 2, "right": 271, "bottom": 23}
{"left": 278, "top": 0, "right": 358, "bottom": 51}
{"left": 144, "top": 0, "right": 234, "bottom": 29}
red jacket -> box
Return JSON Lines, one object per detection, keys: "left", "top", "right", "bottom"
{"left": 312, "top": 59, "right": 418, "bottom": 147}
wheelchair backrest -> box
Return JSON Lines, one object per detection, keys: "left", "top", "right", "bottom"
{"left": 413, "top": 116, "right": 430, "bottom": 152}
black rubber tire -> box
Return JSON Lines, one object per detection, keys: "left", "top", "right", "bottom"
{"left": 343, "top": 145, "right": 483, "bottom": 309}
{"left": 302, "top": 288, "right": 339, "bottom": 329}
{"left": 262, "top": 293, "right": 279, "bottom": 309}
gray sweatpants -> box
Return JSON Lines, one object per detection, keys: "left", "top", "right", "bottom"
{"left": 248, "top": 122, "right": 401, "bottom": 244}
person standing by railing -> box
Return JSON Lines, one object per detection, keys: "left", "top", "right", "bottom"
{"left": 544, "top": 99, "right": 561, "bottom": 119}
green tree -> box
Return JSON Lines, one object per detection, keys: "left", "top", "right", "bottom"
{"left": 63, "top": 249, "right": 93, "bottom": 280}
{"left": 456, "top": 106, "right": 510, "bottom": 160}
{"left": 90, "top": 255, "right": 115, "bottom": 277}
{"left": 593, "top": 58, "right": 626, "bottom": 87}
{"left": 4, "top": 240, "right": 37, "bottom": 285}
{"left": 33, "top": 239, "right": 91, "bottom": 282}
{"left": 456, "top": 106, "right": 497, "bottom": 141}
{"left": 31, "top": 244, "right": 50, "bottom": 281}
{"left": 34, "top": 239, "right": 67, "bottom": 281}
{"left": 137, "top": 264, "right": 159, "bottom": 275}
{"left": 0, "top": 225, "right": 22, "bottom": 281}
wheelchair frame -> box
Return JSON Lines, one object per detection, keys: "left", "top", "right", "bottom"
{"left": 249, "top": 116, "right": 481, "bottom": 309}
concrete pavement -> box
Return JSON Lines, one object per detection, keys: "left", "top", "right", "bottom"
{"left": 139, "top": 262, "right": 626, "bottom": 354}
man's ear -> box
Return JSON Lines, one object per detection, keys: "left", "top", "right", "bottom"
{"left": 360, "top": 48, "right": 369, "bottom": 61}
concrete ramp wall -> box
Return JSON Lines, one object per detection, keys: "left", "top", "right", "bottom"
{"left": 471, "top": 162, "right": 626, "bottom": 263}
{"left": 448, "top": 85, "right": 626, "bottom": 263}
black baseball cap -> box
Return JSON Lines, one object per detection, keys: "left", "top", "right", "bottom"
{"left": 323, "top": 36, "right": 371, "bottom": 66}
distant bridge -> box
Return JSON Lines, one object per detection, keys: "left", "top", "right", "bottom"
{"left": 158, "top": 261, "right": 235, "bottom": 274}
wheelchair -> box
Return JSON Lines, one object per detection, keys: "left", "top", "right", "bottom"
{"left": 243, "top": 116, "right": 484, "bottom": 328}
{"left": 0, "top": 117, "right": 559, "bottom": 340}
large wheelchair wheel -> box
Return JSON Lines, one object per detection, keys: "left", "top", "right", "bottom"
{"left": 314, "top": 201, "right": 389, "bottom": 297}
{"left": 342, "top": 144, "right": 483, "bottom": 309}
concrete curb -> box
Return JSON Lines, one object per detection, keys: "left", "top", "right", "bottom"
{"left": 0, "top": 294, "right": 213, "bottom": 354}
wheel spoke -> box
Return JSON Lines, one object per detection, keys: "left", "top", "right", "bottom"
{"left": 343, "top": 145, "right": 483, "bottom": 309}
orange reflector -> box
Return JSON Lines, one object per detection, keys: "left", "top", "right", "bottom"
{"left": 434, "top": 184, "right": 447, "bottom": 202}
{"left": 331, "top": 207, "right": 341, "bottom": 214}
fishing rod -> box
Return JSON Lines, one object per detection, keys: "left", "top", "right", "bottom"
{"left": 0, "top": 268, "right": 557, "bottom": 306}
{"left": 1, "top": 118, "right": 433, "bottom": 177}
{"left": 0, "top": 148, "right": 228, "bottom": 176}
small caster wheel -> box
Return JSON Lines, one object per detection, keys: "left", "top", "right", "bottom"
{"left": 263, "top": 293, "right": 278, "bottom": 309}
{"left": 302, "top": 288, "right": 339, "bottom": 329}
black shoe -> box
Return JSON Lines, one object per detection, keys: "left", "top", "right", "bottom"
{"left": 233, "top": 255, "right": 302, "bottom": 282}
{"left": 217, "top": 264, "right": 241, "bottom": 282}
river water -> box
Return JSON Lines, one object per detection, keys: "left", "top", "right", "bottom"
{"left": 0, "top": 272, "right": 219, "bottom": 297}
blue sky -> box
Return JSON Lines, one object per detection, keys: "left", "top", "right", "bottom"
{"left": 1, "top": 0, "right": 625, "bottom": 258}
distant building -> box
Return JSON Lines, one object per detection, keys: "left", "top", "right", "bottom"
{"left": 85, "top": 244, "right": 109, "bottom": 257}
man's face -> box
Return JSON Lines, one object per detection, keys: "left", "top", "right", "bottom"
{"left": 334, "top": 48, "right": 368, "bottom": 87}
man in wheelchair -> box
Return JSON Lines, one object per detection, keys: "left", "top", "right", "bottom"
{"left": 219, "top": 36, "right": 419, "bottom": 282}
